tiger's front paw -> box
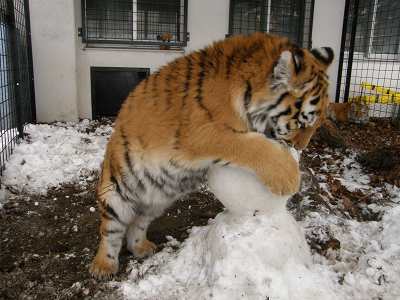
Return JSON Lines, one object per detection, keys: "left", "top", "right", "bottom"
{"left": 263, "top": 150, "right": 301, "bottom": 196}
{"left": 89, "top": 253, "right": 119, "bottom": 279}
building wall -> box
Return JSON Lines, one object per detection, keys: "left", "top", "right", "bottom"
{"left": 312, "top": 0, "right": 346, "bottom": 99}
{"left": 30, "top": 0, "right": 345, "bottom": 122}
{"left": 29, "top": 0, "right": 79, "bottom": 122}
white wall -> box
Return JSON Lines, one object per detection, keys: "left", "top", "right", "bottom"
{"left": 29, "top": 0, "right": 79, "bottom": 122}
{"left": 312, "top": 0, "right": 346, "bottom": 100}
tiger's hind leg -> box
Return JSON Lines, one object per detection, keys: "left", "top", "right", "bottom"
{"left": 126, "top": 215, "right": 157, "bottom": 258}
{"left": 90, "top": 190, "right": 134, "bottom": 279}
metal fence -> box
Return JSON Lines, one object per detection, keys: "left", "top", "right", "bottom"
{"left": 81, "top": 0, "right": 188, "bottom": 49}
{"left": 0, "top": 0, "right": 35, "bottom": 175}
{"left": 228, "top": 0, "right": 315, "bottom": 48}
{"left": 336, "top": 0, "right": 400, "bottom": 121}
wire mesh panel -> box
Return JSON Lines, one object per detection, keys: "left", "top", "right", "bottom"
{"left": 336, "top": 0, "right": 400, "bottom": 121}
{"left": 0, "top": 0, "right": 34, "bottom": 175}
{"left": 229, "top": 0, "right": 314, "bottom": 48}
{"left": 82, "top": 0, "right": 188, "bottom": 48}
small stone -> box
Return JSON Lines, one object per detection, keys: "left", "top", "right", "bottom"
{"left": 34, "top": 202, "right": 39, "bottom": 206}
{"left": 89, "top": 207, "right": 96, "bottom": 213}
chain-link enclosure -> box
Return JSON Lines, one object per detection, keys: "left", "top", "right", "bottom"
{"left": 336, "top": 0, "right": 400, "bottom": 121}
{"left": 81, "top": 0, "right": 188, "bottom": 49}
{"left": 228, "top": 0, "right": 314, "bottom": 48}
{"left": 0, "top": 0, "right": 35, "bottom": 175}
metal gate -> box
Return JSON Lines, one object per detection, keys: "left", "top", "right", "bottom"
{"left": 0, "top": 0, "right": 35, "bottom": 175}
{"left": 336, "top": 0, "right": 400, "bottom": 121}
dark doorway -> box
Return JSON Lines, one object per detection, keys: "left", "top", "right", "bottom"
{"left": 90, "top": 67, "right": 150, "bottom": 118}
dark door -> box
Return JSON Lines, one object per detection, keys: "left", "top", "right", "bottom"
{"left": 91, "top": 67, "right": 150, "bottom": 118}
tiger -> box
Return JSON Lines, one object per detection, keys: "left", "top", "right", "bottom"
{"left": 89, "top": 32, "right": 334, "bottom": 278}
{"left": 327, "top": 99, "right": 369, "bottom": 124}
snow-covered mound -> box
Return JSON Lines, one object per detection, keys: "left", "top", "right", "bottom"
{"left": 122, "top": 210, "right": 338, "bottom": 300}
{"left": 3, "top": 120, "right": 112, "bottom": 194}
{"left": 121, "top": 149, "right": 338, "bottom": 300}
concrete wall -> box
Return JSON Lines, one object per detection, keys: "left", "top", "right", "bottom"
{"left": 29, "top": 0, "right": 79, "bottom": 122}
{"left": 30, "top": 0, "right": 345, "bottom": 122}
{"left": 312, "top": 0, "right": 346, "bottom": 100}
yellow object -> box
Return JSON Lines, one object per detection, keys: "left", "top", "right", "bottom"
{"left": 358, "top": 82, "right": 400, "bottom": 104}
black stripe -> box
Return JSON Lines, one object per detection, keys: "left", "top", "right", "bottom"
{"left": 121, "top": 132, "right": 145, "bottom": 192}
{"left": 105, "top": 204, "right": 122, "bottom": 223}
{"left": 175, "top": 57, "right": 193, "bottom": 150}
{"left": 295, "top": 99, "right": 302, "bottom": 109}
{"left": 244, "top": 81, "right": 252, "bottom": 110}
{"left": 291, "top": 50, "right": 303, "bottom": 74}
{"left": 164, "top": 66, "right": 174, "bottom": 109}
{"left": 152, "top": 72, "right": 160, "bottom": 104}
{"left": 225, "top": 54, "right": 234, "bottom": 78}
{"left": 310, "top": 96, "right": 321, "bottom": 105}
{"left": 110, "top": 175, "right": 123, "bottom": 196}
{"left": 266, "top": 92, "right": 289, "bottom": 112}
{"left": 103, "top": 229, "right": 124, "bottom": 237}
{"left": 213, "top": 159, "right": 221, "bottom": 164}
{"left": 196, "top": 50, "right": 213, "bottom": 120}
{"left": 311, "top": 47, "right": 334, "bottom": 65}
{"left": 143, "top": 170, "right": 160, "bottom": 188}
{"left": 161, "top": 167, "right": 175, "bottom": 181}
{"left": 224, "top": 124, "right": 247, "bottom": 134}
{"left": 273, "top": 106, "right": 292, "bottom": 119}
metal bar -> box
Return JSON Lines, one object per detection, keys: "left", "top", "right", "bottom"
{"left": 335, "top": 0, "right": 351, "bottom": 102}
{"left": 308, "top": 0, "right": 315, "bottom": 48}
{"left": 81, "top": 0, "right": 87, "bottom": 43}
{"left": 6, "top": 0, "right": 23, "bottom": 138}
{"left": 342, "top": 0, "right": 359, "bottom": 103}
{"left": 84, "top": 38, "right": 186, "bottom": 47}
{"left": 183, "top": 0, "right": 188, "bottom": 44}
{"left": 228, "top": 0, "right": 233, "bottom": 35}
{"left": 23, "top": 0, "right": 36, "bottom": 123}
{"left": 298, "top": 0, "right": 306, "bottom": 47}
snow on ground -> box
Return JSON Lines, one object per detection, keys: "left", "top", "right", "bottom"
{"left": 2, "top": 120, "right": 112, "bottom": 194}
{"left": 2, "top": 121, "right": 400, "bottom": 299}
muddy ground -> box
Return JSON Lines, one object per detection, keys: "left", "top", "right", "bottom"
{"left": 0, "top": 119, "right": 399, "bottom": 299}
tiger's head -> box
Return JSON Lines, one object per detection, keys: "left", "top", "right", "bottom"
{"left": 246, "top": 44, "right": 334, "bottom": 150}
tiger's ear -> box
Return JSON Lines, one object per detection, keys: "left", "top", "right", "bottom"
{"left": 310, "top": 47, "right": 334, "bottom": 66}
{"left": 271, "top": 49, "right": 304, "bottom": 91}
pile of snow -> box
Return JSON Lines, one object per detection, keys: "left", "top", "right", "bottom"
{"left": 122, "top": 211, "right": 338, "bottom": 300}
{"left": 121, "top": 152, "right": 338, "bottom": 300}
{"left": 2, "top": 120, "right": 112, "bottom": 194}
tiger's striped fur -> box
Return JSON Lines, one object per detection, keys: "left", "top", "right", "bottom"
{"left": 89, "top": 33, "right": 334, "bottom": 278}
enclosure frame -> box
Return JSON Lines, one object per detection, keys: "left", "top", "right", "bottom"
{"left": 80, "top": 0, "right": 189, "bottom": 49}
{"left": 228, "top": 0, "right": 315, "bottom": 49}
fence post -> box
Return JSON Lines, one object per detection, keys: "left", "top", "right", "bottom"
{"left": 6, "top": 0, "right": 24, "bottom": 138}
{"left": 342, "top": 0, "right": 359, "bottom": 103}
{"left": 24, "top": 0, "right": 36, "bottom": 123}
